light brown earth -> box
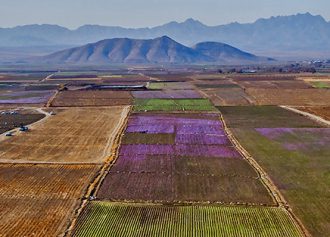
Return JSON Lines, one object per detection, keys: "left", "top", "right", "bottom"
{"left": 0, "top": 106, "right": 129, "bottom": 163}
{"left": 246, "top": 88, "right": 330, "bottom": 106}
{"left": 51, "top": 91, "right": 132, "bottom": 107}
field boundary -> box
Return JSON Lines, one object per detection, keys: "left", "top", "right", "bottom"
{"left": 281, "top": 105, "right": 330, "bottom": 127}
{"left": 219, "top": 113, "right": 311, "bottom": 237}
{"left": 62, "top": 106, "right": 131, "bottom": 237}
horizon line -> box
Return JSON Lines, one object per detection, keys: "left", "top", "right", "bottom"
{"left": 0, "top": 12, "right": 326, "bottom": 30}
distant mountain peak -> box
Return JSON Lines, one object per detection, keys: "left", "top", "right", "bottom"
{"left": 35, "top": 36, "right": 270, "bottom": 65}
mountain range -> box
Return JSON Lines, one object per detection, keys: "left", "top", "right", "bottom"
{"left": 36, "top": 36, "right": 271, "bottom": 65}
{"left": 0, "top": 13, "right": 329, "bottom": 60}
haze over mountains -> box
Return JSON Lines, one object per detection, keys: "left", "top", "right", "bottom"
{"left": 37, "top": 36, "right": 271, "bottom": 65}
{"left": 0, "top": 13, "right": 329, "bottom": 60}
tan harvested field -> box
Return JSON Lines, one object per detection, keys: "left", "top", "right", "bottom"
{"left": 0, "top": 107, "right": 129, "bottom": 163}
{"left": 246, "top": 88, "right": 330, "bottom": 106}
{"left": 236, "top": 80, "right": 312, "bottom": 89}
{"left": 51, "top": 90, "right": 132, "bottom": 107}
{"left": 203, "top": 88, "right": 255, "bottom": 106}
{"left": 0, "top": 164, "right": 100, "bottom": 237}
{"left": 299, "top": 106, "right": 330, "bottom": 121}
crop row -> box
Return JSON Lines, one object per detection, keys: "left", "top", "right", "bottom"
{"left": 72, "top": 202, "right": 302, "bottom": 237}
{"left": 97, "top": 113, "right": 273, "bottom": 204}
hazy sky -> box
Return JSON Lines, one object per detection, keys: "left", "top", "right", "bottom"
{"left": 0, "top": 0, "right": 329, "bottom": 29}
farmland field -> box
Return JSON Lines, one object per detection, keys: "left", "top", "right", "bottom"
{"left": 0, "top": 107, "right": 129, "bottom": 163}
{"left": 0, "top": 110, "right": 45, "bottom": 134}
{"left": 310, "top": 81, "right": 330, "bottom": 89}
{"left": 134, "top": 99, "right": 216, "bottom": 111}
{"left": 246, "top": 88, "right": 330, "bottom": 106}
{"left": 72, "top": 202, "right": 302, "bottom": 237}
{"left": 219, "top": 105, "right": 330, "bottom": 237}
{"left": 203, "top": 88, "right": 255, "bottom": 106}
{"left": 0, "top": 90, "right": 55, "bottom": 105}
{"left": 98, "top": 113, "right": 273, "bottom": 204}
{"left": 219, "top": 106, "right": 321, "bottom": 128}
{"left": 1, "top": 70, "right": 329, "bottom": 237}
{"left": 131, "top": 90, "right": 202, "bottom": 99}
{"left": 51, "top": 90, "right": 132, "bottom": 107}
{"left": 148, "top": 82, "right": 195, "bottom": 90}
{"left": 0, "top": 164, "right": 100, "bottom": 237}
{"left": 299, "top": 106, "right": 330, "bottom": 121}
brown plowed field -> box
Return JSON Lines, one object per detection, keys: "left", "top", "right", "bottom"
{"left": 51, "top": 90, "right": 132, "bottom": 107}
{"left": 0, "top": 164, "right": 100, "bottom": 237}
{"left": 98, "top": 171, "right": 273, "bottom": 204}
{"left": 299, "top": 106, "right": 330, "bottom": 121}
{"left": 0, "top": 113, "right": 45, "bottom": 134}
{"left": 203, "top": 88, "right": 255, "bottom": 106}
{"left": 246, "top": 88, "right": 330, "bottom": 106}
{"left": 0, "top": 107, "right": 128, "bottom": 163}
{"left": 237, "top": 80, "right": 312, "bottom": 89}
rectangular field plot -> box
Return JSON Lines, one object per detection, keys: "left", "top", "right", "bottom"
{"left": 132, "top": 90, "right": 203, "bottom": 99}
{"left": 72, "top": 202, "right": 302, "bottom": 237}
{"left": 98, "top": 172, "right": 272, "bottom": 204}
{"left": 219, "top": 106, "right": 321, "bottom": 128}
{"left": 134, "top": 99, "right": 216, "bottom": 111}
{"left": 203, "top": 88, "right": 255, "bottom": 106}
{"left": 220, "top": 107, "right": 330, "bottom": 236}
{"left": 0, "top": 90, "right": 55, "bottom": 105}
{"left": 98, "top": 113, "right": 273, "bottom": 204}
{"left": 51, "top": 90, "right": 132, "bottom": 107}
{"left": 246, "top": 88, "right": 330, "bottom": 106}
{"left": 111, "top": 155, "right": 258, "bottom": 177}
{"left": 0, "top": 107, "right": 128, "bottom": 163}
{"left": 0, "top": 164, "right": 100, "bottom": 237}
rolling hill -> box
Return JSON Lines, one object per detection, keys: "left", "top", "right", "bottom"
{"left": 36, "top": 36, "right": 271, "bottom": 64}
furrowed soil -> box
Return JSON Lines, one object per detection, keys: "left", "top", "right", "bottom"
{"left": 0, "top": 164, "right": 100, "bottom": 237}
{"left": 0, "top": 107, "right": 129, "bottom": 163}
{"left": 97, "top": 112, "right": 274, "bottom": 205}
{"left": 72, "top": 202, "right": 302, "bottom": 237}
{"left": 246, "top": 88, "right": 330, "bottom": 106}
{"left": 51, "top": 90, "right": 132, "bottom": 107}
{"left": 0, "top": 112, "right": 45, "bottom": 134}
{"left": 299, "top": 106, "right": 330, "bottom": 121}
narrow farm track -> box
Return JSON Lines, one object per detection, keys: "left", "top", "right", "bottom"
{"left": 281, "top": 105, "right": 330, "bottom": 127}
{"left": 46, "top": 90, "right": 59, "bottom": 107}
{"left": 63, "top": 106, "right": 131, "bottom": 237}
{"left": 220, "top": 113, "right": 311, "bottom": 237}
{"left": 41, "top": 73, "right": 55, "bottom": 82}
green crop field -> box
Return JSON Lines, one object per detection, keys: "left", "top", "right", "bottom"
{"left": 134, "top": 99, "right": 216, "bottom": 111}
{"left": 219, "top": 106, "right": 330, "bottom": 237}
{"left": 72, "top": 202, "right": 302, "bottom": 237}
{"left": 311, "top": 81, "right": 330, "bottom": 89}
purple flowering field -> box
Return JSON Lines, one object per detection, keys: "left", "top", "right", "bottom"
{"left": 120, "top": 113, "right": 241, "bottom": 159}
{"left": 0, "top": 90, "right": 55, "bottom": 104}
